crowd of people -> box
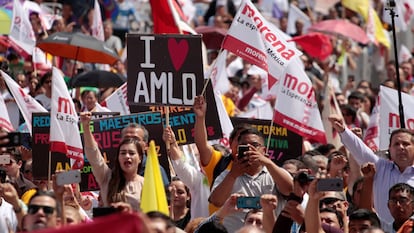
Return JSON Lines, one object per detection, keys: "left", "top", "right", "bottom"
{"left": 1, "top": 0, "right": 414, "bottom": 232}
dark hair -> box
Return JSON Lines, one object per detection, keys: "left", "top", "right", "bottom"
{"left": 320, "top": 207, "right": 344, "bottom": 228}
{"left": 229, "top": 124, "right": 253, "bottom": 144}
{"left": 170, "top": 176, "right": 191, "bottom": 207}
{"left": 237, "top": 127, "right": 265, "bottom": 144}
{"left": 340, "top": 104, "right": 357, "bottom": 122}
{"left": 347, "top": 91, "right": 365, "bottom": 101}
{"left": 316, "top": 144, "right": 336, "bottom": 156}
{"left": 388, "top": 183, "right": 414, "bottom": 198}
{"left": 40, "top": 71, "right": 52, "bottom": 86}
{"left": 107, "top": 138, "right": 144, "bottom": 204}
{"left": 244, "top": 209, "right": 263, "bottom": 221}
{"left": 147, "top": 211, "right": 175, "bottom": 229}
{"left": 197, "top": 220, "right": 228, "bottom": 233}
{"left": 29, "top": 190, "right": 61, "bottom": 217}
{"left": 389, "top": 128, "right": 414, "bottom": 146}
{"left": 349, "top": 209, "right": 381, "bottom": 228}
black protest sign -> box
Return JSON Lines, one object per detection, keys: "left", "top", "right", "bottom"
{"left": 231, "top": 118, "right": 303, "bottom": 166}
{"left": 127, "top": 34, "right": 204, "bottom": 106}
{"left": 130, "top": 81, "right": 223, "bottom": 144}
{"left": 32, "top": 112, "right": 168, "bottom": 191}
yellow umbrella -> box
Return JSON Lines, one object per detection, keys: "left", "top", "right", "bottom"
{"left": 0, "top": 8, "right": 12, "bottom": 35}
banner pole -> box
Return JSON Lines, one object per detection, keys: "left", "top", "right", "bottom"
{"left": 48, "top": 150, "right": 52, "bottom": 190}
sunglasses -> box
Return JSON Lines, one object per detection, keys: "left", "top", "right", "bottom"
{"left": 28, "top": 204, "right": 55, "bottom": 215}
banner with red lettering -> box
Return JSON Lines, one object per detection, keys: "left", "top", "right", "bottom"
{"left": 273, "top": 58, "right": 326, "bottom": 143}
{"left": 379, "top": 86, "right": 414, "bottom": 150}
{"left": 0, "top": 94, "right": 14, "bottom": 132}
{"left": 222, "top": 0, "right": 301, "bottom": 92}
{"left": 50, "top": 67, "right": 84, "bottom": 169}
{"left": 0, "top": 70, "right": 47, "bottom": 135}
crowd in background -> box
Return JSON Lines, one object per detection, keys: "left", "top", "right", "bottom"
{"left": 1, "top": 0, "right": 414, "bottom": 233}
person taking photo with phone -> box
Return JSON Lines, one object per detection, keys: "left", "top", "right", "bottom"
{"left": 80, "top": 112, "right": 144, "bottom": 212}
{"left": 208, "top": 127, "right": 293, "bottom": 232}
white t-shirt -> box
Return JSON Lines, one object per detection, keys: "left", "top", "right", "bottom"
{"left": 0, "top": 198, "right": 18, "bottom": 233}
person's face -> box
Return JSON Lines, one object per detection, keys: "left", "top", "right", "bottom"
{"left": 0, "top": 154, "right": 21, "bottom": 178}
{"left": 42, "top": 78, "right": 52, "bottom": 92}
{"left": 244, "top": 212, "right": 263, "bottom": 228}
{"left": 387, "top": 189, "right": 414, "bottom": 223}
{"left": 25, "top": 196, "right": 58, "bottom": 231}
{"left": 149, "top": 218, "right": 168, "bottom": 233}
{"left": 104, "top": 24, "right": 113, "bottom": 39}
{"left": 320, "top": 194, "right": 348, "bottom": 214}
{"left": 336, "top": 94, "right": 347, "bottom": 105}
{"left": 169, "top": 180, "right": 189, "bottom": 208}
{"left": 118, "top": 143, "right": 141, "bottom": 175}
{"left": 320, "top": 211, "right": 341, "bottom": 229}
{"left": 84, "top": 92, "right": 97, "bottom": 111}
{"left": 401, "top": 63, "right": 412, "bottom": 78}
{"left": 122, "top": 127, "right": 148, "bottom": 151}
{"left": 225, "top": 85, "right": 240, "bottom": 102}
{"left": 29, "top": 78, "right": 39, "bottom": 92}
{"left": 389, "top": 132, "right": 414, "bottom": 170}
{"left": 238, "top": 133, "right": 265, "bottom": 171}
{"left": 16, "top": 74, "right": 28, "bottom": 88}
{"left": 348, "top": 219, "right": 372, "bottom": 233}
{"left": 348, "top": 98, "right": 362, "bottom": 110}
{"left": 352, "top": 182, "right": 363, "bottom": 207}
{"left": 65, "top": 206, "right": 82, "bottom": 225}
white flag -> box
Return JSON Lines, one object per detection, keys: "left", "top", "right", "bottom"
{"left": 379, "top": 86, "right": 414, "bottom": 150}
{"left": 101, "top": 83, "right": 130, "bottom": 115}
{"left": 214, "top": 90, "right": 234, "bottom": 148}
{"left": 273, "top": 58, "right": 326, "bottom": 143}
{"left": 206, "top": 50, "right": 231, "bottom": 95}
{"left": 32, "top": 47, "right": 52, "bottom": 70}
{"left": 1, "top": 70, "right": 48, "bottom": 135}
{"left": 287, "top": 3, "right": 311, "bottom": 35}
{"left": 222, "top": 0, "right": 302, "bottom": 94}
{"left": 9, "top": 0, "right": 36, "bottom": 56}
{"left": 50, "top": 67, "right": 84, "bottom": 169}
{"left": 0, "top": 95, "right": 14, "bottom": 132}
{"left": 399, "top": 44, "right": 412, "bottom": 63}
{"left": 91, "top": 0, "right": 104, "bottom": 41}
{"left": 363, "top": 96, "right": 380, "bottom": 151}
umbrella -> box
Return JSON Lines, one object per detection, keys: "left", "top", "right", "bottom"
{"left": 195, "top": 26, "right": 227, "bottom": 50}
{"left": 308, "top": 19, "right": 369, "bottom": 44}
{"left": 36, "top": 32, "right": 119, "bottom": 65}
{"left": 0, "top": 8, "right": 12, "bottom": 35}
{"left": 69, "top": 70, "right": 126, "bottom": 88}
{"left": 290, "top": 33, "right": 333, "bottom": 61}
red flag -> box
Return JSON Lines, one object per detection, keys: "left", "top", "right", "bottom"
{"left": 290, "top": 33, "right": 333, "bottom": 61}
{"left": 150, "top": 0, "right": 195, "bottom": 34}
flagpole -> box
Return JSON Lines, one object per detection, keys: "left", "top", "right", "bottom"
{"left": 48, "top": 151, "right": 52, "bottom": 190}
{"left": 386, "top": 0, "right": 405, "bottom": 128}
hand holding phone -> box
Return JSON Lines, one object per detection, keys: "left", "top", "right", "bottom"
{"left": 316, "top": 178, "right": 344, "bottom": 192}
{"left": 237, "top": 196, "right": 261, "bottom": 209}
{"left": 56, "top": 170, "right": 81, "bottom": 186}
{"left": 238, "top": 145, "right": 249, "bottom": 160}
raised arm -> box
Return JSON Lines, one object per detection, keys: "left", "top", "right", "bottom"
{"left": 304, "top": 179, "right": 325, "bottom": 233}
{"left": 79, "top": 112, "right": 110, "bottom": 184}
{"left": 359, "top": 162, "right": 376, "bottom": 212}
{"left": 193, "top": 95, "right": 214, "bottom": 166}
{"left": 329, "top": 114, "right": 379, "bottom": 165}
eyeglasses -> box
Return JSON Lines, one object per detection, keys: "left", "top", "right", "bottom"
{"left": 388, "top": 198, "right": 413, "bottom": 206}
{"left": 28, "top": 204, "right": 55, "bottom": 215}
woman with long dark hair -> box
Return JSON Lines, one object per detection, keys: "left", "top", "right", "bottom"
{"left": 80, "top": 112, "right": 144, "bottom": 211}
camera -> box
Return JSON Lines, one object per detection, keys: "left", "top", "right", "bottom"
{"left": 295, "top": 172, "right": 315, "bottom": 186}
{"left": 238, "top": 145, "right": 249, "bottom": 160}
